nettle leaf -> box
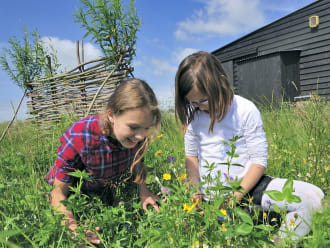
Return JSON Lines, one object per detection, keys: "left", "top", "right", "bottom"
{"left": 272, "top": 203, "right": 281, "bottom": 214}
{"left": 235, "top": 208, "right": 253, "bottom": 225}
{"left": 283, "top": 178, "right": 294, "bottom": 196}
{"left": 235, "top": 223, "right": 253, "bottom": 235}
{"left": 287, "top": 194, "right": 302, "bottom": 204}
{"left": 264, "top": 190, "right": 285, "bottom": 202}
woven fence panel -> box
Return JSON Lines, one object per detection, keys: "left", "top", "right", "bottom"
{"left": 25, "top": 57, "right": 132, "bottom": 126}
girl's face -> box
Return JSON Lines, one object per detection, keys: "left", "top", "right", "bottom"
{"left": 108, "top": 107, "right": 153, "bottom": 148}
{"left": 186, "top": 86, "right": 209, "bottom": 112}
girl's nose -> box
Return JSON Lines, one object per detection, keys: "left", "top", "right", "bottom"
{"left": 135, "top": 128, "right": 149, "bottom": 140}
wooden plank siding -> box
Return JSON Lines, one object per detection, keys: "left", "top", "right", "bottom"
{"left": 213, "top": 0, "right": 330, "bottom": 98}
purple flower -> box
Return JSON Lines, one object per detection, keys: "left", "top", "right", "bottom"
{"left": 266, "top": 200, "right": 273, "bottom": 206}
{"left": 48, "top": 178, "right": 54, "bottom": 185}
{"left": 167, "top": 156, "right": 177, "bottom": 163}
{"left": 161, "top": 186, "right": 171, "bottom": 195}
{"left": 223, "top": 173, "right": 228, "bottom": 178}
{"left": 218, "top": 216, "right": 224, "bottom": 221}
{"left": 124, "top": 223, "right": 130, "bottom": 229}
{"left": 230, "top": 176, "right": 234, "bottom": 182}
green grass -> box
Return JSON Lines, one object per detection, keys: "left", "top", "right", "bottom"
{"left": 0, "top": 99, "right": 329, "bottom": 247}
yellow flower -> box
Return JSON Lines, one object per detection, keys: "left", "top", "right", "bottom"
{"left": 169, "top": 237, "right": 173, "bottom": 243}
{"left": 271, "top": 217, "right": 277, "bottom": 222}
{"left": 183, "top": 198, "right": 199, "bottom": 213}
{"left": 294, "top": 212, "right": 298, "bottom": 219}
{"left": 290, "top": 218, "right": 295, "bottom": 223}
{"left": 177, "top": 173, "right": 187, "bottom": 181}
{"left": 220, "top": 209, "right": 227, "bottom": 216}
{"left": 263, "top": 212, "right": 267, "bottom": 218}
{"left": 157, "top": 133, "right": 164, "bottom": 138}
{"left": 105, "top": 35, "right": 110, "bottom": 38}
{"left": 155, "top": 150, "right": 163, "bottom": 156}
{"left": 249, "top": 196, "right": 254, "bottom": 204}
{"left": 163, "top": 173, "right": 171, "bottom": 180}
{"left": 220, "top": 223, "right": 227, "bottom": 232}
{"left": 321, "top": 177, "right": 325, "bottom": 182}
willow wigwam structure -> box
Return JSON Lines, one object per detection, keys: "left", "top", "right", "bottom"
{"left": 24, "top": 45, "right": 132, "bottom": 126}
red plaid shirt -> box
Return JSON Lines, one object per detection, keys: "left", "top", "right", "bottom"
{"left": 46, "top": 116, "right": 140, "bottom": 192}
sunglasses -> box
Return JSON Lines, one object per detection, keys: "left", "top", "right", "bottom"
{"left": 189, "top": 99, "right": 209, "bottom": 108}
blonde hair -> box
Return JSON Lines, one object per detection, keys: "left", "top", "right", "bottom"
{"left": 175, "top": 51, "right": 233, "bottom": 133}
{"left": 100, "top": 78, "right": 161, "bottom": 184}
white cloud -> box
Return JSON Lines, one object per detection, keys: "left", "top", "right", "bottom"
{"left": 149, "top": 58, "right": 177, "bottom": 76}
{"left": 41, "top": 37, "right": 102, "bottom": 71}
{"left": 174, "top": 48, "right": 199, "bottom": 64}
{"left": 175, "top": 0, "right": 265, "bottom": 40}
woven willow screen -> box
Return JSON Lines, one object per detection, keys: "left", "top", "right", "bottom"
{"left": 25, "top": 56, "right": 132, "bottom": 125}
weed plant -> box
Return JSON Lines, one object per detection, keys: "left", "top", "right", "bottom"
{"left": 0, "top": 100, "right": 329, "bottom": 247}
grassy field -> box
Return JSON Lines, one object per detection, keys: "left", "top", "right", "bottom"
{"left": 0, "top": 98, "right": 329, "bottom": 247}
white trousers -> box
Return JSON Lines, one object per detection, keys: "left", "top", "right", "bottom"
{"left": 259, "top": 178, "right": 324, "bottom": 239}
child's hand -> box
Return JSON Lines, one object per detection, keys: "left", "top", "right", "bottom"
{"left": 141, "top": 192, "right": 160, "bottom": 212}
{"left": 69, "top": 225, "right": 101, "bottom": 247}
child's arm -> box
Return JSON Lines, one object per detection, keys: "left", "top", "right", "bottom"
{"left": 50, "top": 178, "right": 101, "bottom": 245}
{"left": 139, "top": 183, "right": 160, "bottom": 212}
{"left": 50, "top": 178, "right": 77, "bottom": 231}
{"left": 186, "top": 155, "right": 202, "bottom": 201}
{"left": 234, "top": 163, "right": 266, "bottom": 200}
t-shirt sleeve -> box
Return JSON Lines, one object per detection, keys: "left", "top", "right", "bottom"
{"left": 46, "top": 125, "right": 83, "bottom": 184}
{"left": 184, "top": 123, "right": 199, "bottom": 157}
{"left": 242, "top": 106, "right": 268, "bottom": 168}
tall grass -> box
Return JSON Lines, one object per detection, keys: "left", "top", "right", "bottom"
{"left": 0, "top": 100, "right": 329, "bottom": 247}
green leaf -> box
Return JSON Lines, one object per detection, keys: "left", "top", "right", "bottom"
{"left": 283, "top": 178, "right": 294, "bottom": 196}
{"left": 235, "top": 223, "right": 253, "bottom": 235}
{"left": 264, "top": 190, "right": 285, "bottom": 201}
{"left": 272, "top": 203, "right": 281, "bottom": 214}
{"left": 235, "top": 208, "right": 253, "bottom": 225}
{"left": 287, "top": 194, "right": 302, "bottom": 203}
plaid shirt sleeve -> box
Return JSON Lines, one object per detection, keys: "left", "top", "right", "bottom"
{"left": 46, "top": 121, "right": 85, "bottom": 184}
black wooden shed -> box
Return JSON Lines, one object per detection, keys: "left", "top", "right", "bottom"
{"left": 212, "top": 0, "right": 330, "bottom": 102}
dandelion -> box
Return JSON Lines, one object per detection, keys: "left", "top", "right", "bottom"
{"left": 220, "top": 209, "right": 227, "bottom": 216}
{"left": 183, "top": 198, "right": 199, "bottom": 213}
{"left": 263, "top": 212, "right": 267, "bottom": 218}
{"left": 157, "top": 133, "right": 164, "bottom": 138}
{"left": 155, "top": 150, "right": 163, "bottom": 156}
{"left": 220, "top": 223, "right": 227, "bottom": 232}
{"left": 177, "top": 173, "right": 187, "bottom": 181}
{"left": 163, "top": 173, "right": 171, "bottom": 180}
{"left": 167, "top": 156, "right": 177, "bottom": 163}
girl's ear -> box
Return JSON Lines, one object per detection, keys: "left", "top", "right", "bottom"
{"left": 107, "top": 110, "right": 114, "bottom": 123}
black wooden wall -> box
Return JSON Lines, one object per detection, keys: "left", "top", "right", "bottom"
{"left": 213, "top": 0, "right": 330, "bottom": 101}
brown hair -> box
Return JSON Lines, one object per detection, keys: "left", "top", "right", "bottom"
{"left": 175, "top": 51, "right": 233, "bottom": 133}
{"left": 100, "top": 78, "right": 161, "bottom": 184}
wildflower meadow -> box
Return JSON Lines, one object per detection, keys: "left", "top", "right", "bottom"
{"left": 0, "top": 97, "right": 329, "bottom": 247}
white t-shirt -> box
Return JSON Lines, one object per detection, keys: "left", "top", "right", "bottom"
{"left": 184, "top": 95, "right": 268, "bottom": 198}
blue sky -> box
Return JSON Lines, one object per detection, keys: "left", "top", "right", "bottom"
{"left": 0, "top": 0, "right": 315, "bottom": 121}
